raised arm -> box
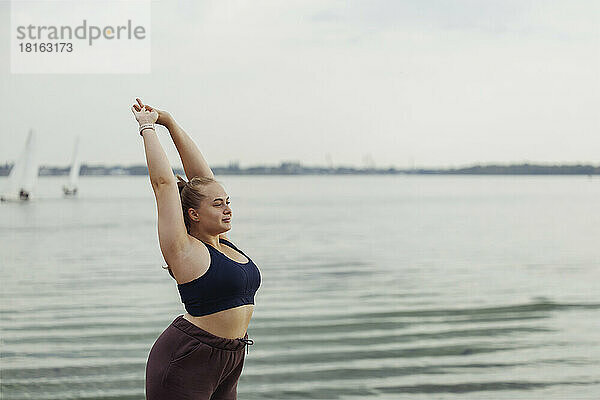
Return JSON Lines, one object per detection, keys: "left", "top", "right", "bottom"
{"left": 136, "top": 100, "right": 215, "bottom": 180}
{"left": 131, "top": 99, "right": 189, "bottom": 266}
{"left": 164, "top": 118, "right": 215, "bottom": 180}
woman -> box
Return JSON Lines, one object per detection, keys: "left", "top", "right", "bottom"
{"left": 131, "top": 98, "right": 261, "bottom": 400}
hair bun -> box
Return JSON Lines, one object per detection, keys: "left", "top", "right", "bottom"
{"left": 176, "top": 174, "right": 188, "bottom": 194}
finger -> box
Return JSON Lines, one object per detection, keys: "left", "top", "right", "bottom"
{"left": 133, "top": 104, "right": 141, "bottom": 112}
{"left": 136, "top": 98, "right": 144, "bottom": 108}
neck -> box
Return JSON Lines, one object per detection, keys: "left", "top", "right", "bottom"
{"left": 190, "top": 229, "right": 221, "bottom": 248}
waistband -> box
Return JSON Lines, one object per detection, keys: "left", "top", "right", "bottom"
{"left": 171, "top": 315, "right": 254, "bottom": 354}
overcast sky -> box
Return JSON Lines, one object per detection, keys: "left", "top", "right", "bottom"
{"left": 1, "top": 0, "right": 599, "bottom": 169}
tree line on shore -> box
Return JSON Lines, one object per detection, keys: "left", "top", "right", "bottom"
{"left": 0, "top": 161, "right": 598, "bottom": 176}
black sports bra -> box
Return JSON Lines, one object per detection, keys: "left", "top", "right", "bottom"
{"left": 177, "top": 238, "right": 261, "bottom": 317}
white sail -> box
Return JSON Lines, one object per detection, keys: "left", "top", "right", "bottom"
{"left": 1, "top": 130, "right": 38, "bottom": 201}
{"left": 67, "top": 135, "right": 80, "bottom": 188}
{"left": 2, "top": 138, "right": 28, "bottom": 199}
{"left": 20, "top": 130, "right": 38, "bottom": 194}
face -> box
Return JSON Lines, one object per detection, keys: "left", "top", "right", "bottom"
{"left": 188, "top": 183, "right": 232, "bottom": 235}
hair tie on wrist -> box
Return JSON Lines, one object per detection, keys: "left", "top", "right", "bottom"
{"left": 139, "top": 123, "right": 155, "bottom": 136}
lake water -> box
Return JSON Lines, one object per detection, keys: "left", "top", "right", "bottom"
{"left": 1, "top": 175, "right": 599, "bottom": 399}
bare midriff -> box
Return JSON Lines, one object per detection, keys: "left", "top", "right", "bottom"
{"left": 183, "top": 304, "right": 254, "bottom": 339}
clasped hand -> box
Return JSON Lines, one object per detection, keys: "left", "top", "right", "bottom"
{"left": 131, "top": 98, "right": 171, "bottom": 126}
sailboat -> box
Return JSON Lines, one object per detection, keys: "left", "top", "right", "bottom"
{"left": 63, "top": 135, "right": 80, "bottom": 196}
{"left": 1, "top": 129, "right": 38, "bottom": 202}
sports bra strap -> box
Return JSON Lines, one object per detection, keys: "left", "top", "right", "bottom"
{"left": 198, "top": 237, "right": 246, "bottom": 257}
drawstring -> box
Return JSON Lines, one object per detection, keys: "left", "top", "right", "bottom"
{"left": 236, "top": 337, "right": 254, "bottom": 354}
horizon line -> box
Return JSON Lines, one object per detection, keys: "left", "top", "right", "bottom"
{"left": 2, "top": 160, "right": 600, "bottom": 170}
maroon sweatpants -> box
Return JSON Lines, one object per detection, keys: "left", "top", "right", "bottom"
{"left": 145, "top": 315, "right": 253, "bottom": 400}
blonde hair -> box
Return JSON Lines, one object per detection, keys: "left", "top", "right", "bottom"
{"left": 176, "top": 174, "right": 220, "bottom": 233}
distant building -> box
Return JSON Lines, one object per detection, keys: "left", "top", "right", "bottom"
{"left": 279, "top": 161, "right": 302, "bottom": 174}
{"left": 0, "top": 162, "right": 13, "bottom": 176}
{"left": 109, "top": 167, "right": 127, "bottom": 175}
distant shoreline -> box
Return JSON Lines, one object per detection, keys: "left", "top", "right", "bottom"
{"left": 1, "top": 162, "right": 598, "bottom": 176}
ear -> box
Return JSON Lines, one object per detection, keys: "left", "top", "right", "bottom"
{"left": 187, "top": 208, "right": 200, "bottom": 222}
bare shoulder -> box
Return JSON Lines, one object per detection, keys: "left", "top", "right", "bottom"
{"left": 167, "top": 235, "right": 211, "bottom": 284}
